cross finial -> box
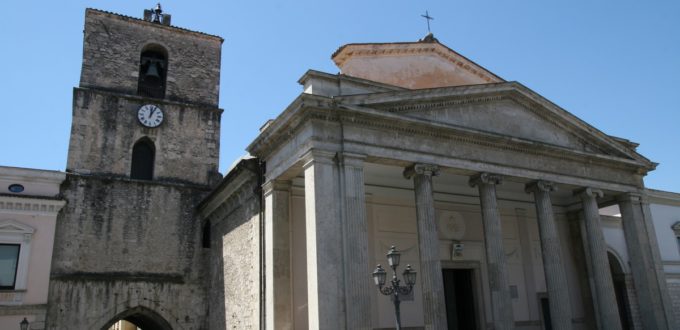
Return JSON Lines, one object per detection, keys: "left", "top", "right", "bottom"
{"left": 421, "top": 10, "right": 434, "bottom": 33}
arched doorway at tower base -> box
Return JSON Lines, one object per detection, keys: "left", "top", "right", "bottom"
{"left": 101, "top": 306, "right": 173, "bottom": 330}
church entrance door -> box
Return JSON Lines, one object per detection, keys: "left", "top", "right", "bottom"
{"left": 442, "top": 268, "right": 478, "bottom": 330}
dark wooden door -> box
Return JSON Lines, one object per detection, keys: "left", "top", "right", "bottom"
{"left": 442, "top": 269, "right": 477, "bottom": 330}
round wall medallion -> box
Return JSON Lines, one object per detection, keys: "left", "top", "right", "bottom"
{"left": 8, "top": 184, "right": 24, "bottom": 193}
{"left": 438, "top": 211, "right": 466, "bottom": 240}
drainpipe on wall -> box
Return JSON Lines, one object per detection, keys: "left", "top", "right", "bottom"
{"left": 257, "top": 159, "right": 266, "bottom": 330}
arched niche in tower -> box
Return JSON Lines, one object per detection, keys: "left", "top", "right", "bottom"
{"left": 137, "top": 44, "right": 168, "bottom": 99}
{"left": 130, "top": 137, "right": 156, "bottom": 180}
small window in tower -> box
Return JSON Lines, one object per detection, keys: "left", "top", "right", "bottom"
{"left": 130, "top": 138, "right": 155, "bottom": 180}
{"left": 137, "top": 45, "right": 168, "bottom": 99}
{"left": 202, "top": 220, "right": 211, "bottom": 249}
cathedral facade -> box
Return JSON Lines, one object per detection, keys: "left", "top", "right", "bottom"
{"left": 1, "top": 6, "right": 678, "bottom": 330}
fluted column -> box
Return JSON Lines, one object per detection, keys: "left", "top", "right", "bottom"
{"left": 404, "top": 164, "right": 447, "bottom": 330}
{"left": 469, "top": 173, "right": 514, "bottom": 330}
{"left": 264, "top": 180, "right": 293, "bottom": 330}
{"left": 574, "top": 188, "right": 621, "bottom": 330}
{"left": 302, "top": 150, "right": 345, "bottom": 329}
{"left": 339, "top": 153, "right": 371, "bottom": 329}
{"left": 618, "top": 193, "right": 676, "bottom": 330}
{"left": 525, "top": 181, "right": 572, "bottom": 330}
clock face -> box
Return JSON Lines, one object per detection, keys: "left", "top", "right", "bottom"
{"left": 137, "top": 104, "right": 164, "bottom": 128}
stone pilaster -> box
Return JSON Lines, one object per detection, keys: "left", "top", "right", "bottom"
{"left": 339, "top": 153, "right": 371, "bottom": 329}
{"left": 302, "top": 150, "right": 346, "bottom": 329}
{"left": 469, "top": 173, "right": 514, "bottom": 330}
{"left": 574, "top": 188, "right": 621, "bottom": 330}
{"left": 263, "top": 180, "right": 293, "bottom": 330}
{"left": 526, "top": 181, "right": 572, "bottom": 330}
{"left": 618, "top": 193, "right": 676, "bottom": 330}
{"left": 404, "top": 163, "right": 447, "bottom": 330}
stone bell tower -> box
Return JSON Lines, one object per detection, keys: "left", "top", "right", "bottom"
{"left": 47, "top": 6, "right": 223, "bottom": 329}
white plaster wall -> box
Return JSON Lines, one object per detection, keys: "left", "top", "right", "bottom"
{"left": 340, "top": 54, "right": 489, "bottom": 89}
{"left": 15, "top": 214, "right": 56, "bottom": 304}
{"left": 0, "top": 167, "right": 62, "bottom": 197}
{"left": 649, "top": 203, "right": 680, "bottom": 265}
{"left": 601, "top": 217, "right": 631, "bottom": 268}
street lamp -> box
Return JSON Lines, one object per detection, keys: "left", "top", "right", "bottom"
{"left": 372, "top": 246, "right": 417, "bottom": 330}
{"left": 20, "top": 318, "right": 29, "bottom": 330}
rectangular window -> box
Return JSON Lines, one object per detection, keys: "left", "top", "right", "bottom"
{"left": 0, "top": 244, "right": 20, "bottom": 290}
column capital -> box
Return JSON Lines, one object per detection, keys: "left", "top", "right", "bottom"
{"left": 525, "top": 180, "right": 558, "bottom": 194}
{"left": 337, "top": 152, "right": 366, "bottom": 168}
{"left": 301, "top": 149, "right": 336, "bottom": 169}
{"left": 574, "top": 187, "right": 604, "bottom": 200}
{"left": 616, "top": 192, "right": 644, "bottom": 204}
{"left": 469, "top": 172, "right": 503, "bottom": 188}
{"left": 403, "top": 163, "right": 440, "bottom": 179}
{"left": 263, "top": 180, "right": 292, "bottom": 195}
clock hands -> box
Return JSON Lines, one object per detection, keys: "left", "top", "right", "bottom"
{"left": 148, "top": 106, "right": 157, "bottom": 119}
{"left": 138, "top": 104, "right": 163, "bottom": 128}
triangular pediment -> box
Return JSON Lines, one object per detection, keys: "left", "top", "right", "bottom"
{"left": 332, "top": 36, "right": 504, "bottom": 89}
{"left": 0, "top": 220, "right": 35, "bottom": 234}
{"left": 336, "top": 82, "right": 654, "bottom": 168}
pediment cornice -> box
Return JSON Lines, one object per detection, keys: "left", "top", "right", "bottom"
{"left": 248, "top": 85, "right": 655, "bottom": 175}
{"left": 335, "top": 82, "right": 654, "bottom": 168}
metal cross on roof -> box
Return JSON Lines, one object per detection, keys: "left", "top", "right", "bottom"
{"left": 421, "top": 10, "right": 434, "bottom": 33}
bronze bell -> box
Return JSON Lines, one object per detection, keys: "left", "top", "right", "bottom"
{"left": 145, "top": 61, "right": 160, "bottom": 78}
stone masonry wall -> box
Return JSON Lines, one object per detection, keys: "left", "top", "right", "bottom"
{"left": 80, "top": 9, "right": 222, "bottom": 107}
{"left": 668, "top": 280, "right": 680, "bottom": 328}
{"left": 67, "top": 88, "right": 221, "bottom": 186}
{"left": 203, "top": 160, "right": 261, "bottom": 329}
{"left": 47, "top": 174, "right": 211, "bottom": 329}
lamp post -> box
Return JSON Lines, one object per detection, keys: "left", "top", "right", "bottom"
{"left": 372, "top": 246, "right": 417, "bottom": 330}
{"left": 20, "top": 318, "right": 29, "bottom": 330}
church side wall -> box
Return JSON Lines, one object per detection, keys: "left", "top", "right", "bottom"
{"left": 47, "top": 174, "right": 210, "bottom": 329}
{"left": 648, "top": 201, "right": 680, "bottom": 325}
{"left": 205, "top": 166, "right": 261, "bottom": 329}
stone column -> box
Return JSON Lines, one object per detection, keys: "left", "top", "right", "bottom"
{"left": 339, "top": 153, "right": 371, "bottom": 329}
{"left": 525, "top": 181, "right": 572, "bottom": 330}
{"left": 574, "top": 188, "right": 622, "bottom": 330}
{"left": 403, "top": 164, "right": 447, "bottom": 330}
{"left": 618, "top": 193, "right": 676, "bottom": 330}
{"left": 264, "top": 180, "right": 293, "bottom": 330}
{"left": 469, "top": 173, "right": 514, "bottom": 330}
{"left": 302, "top": 150, "right": 346, "bottom": 329}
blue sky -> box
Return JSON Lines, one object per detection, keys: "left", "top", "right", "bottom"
{"left": 1, "top": 1, "right": 679, "bottom": 192}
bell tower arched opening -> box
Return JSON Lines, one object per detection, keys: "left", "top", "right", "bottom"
{"left": 137, "top": 44, "right": 168, "bottom": 99}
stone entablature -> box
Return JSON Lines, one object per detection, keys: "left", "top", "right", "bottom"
{"left": 0, "top": 196, "right": 65, "bottom": 216}
{"left": 248, "top": 80, "right": 653, "bottom": 190}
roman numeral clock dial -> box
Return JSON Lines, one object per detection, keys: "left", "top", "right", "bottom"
{"left": 137, "top": 104, "right": 164, "bottom": 128}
